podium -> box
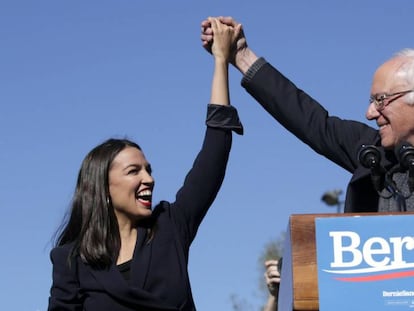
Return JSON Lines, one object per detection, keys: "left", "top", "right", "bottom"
{"left": 277, "top": 212, "right": 413, "bottom": 311}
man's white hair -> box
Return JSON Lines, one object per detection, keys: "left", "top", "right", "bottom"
{"left": 393, "top": 48, "right": 414, "bottom": 104}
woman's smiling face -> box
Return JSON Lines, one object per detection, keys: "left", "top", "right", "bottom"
{"left": 109, "top": 146, "right": 154, "bottom": 224}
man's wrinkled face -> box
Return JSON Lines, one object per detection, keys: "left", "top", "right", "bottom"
{"left": 366, "top": 57, "right": 414, "bottom": 150}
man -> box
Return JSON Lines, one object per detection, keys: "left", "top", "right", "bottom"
{"left": 201, "top": 16, "right": 414, "bottom": 213}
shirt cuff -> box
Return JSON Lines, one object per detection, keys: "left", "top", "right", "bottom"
{"left": 206, "top": 104, "right": 244, "bottom": 135}
{"left": 241, "top": 57, "right": 267, "bottom": 85}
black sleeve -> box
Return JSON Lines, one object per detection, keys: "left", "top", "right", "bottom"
{"left": 48, "top": 246, "right": 83, "bottom": 311}
{"left": 242, "top": 62, "right": 377, "bottom": 172}
{"left": 172, "top": 104, "right": 242, "bottom": 245}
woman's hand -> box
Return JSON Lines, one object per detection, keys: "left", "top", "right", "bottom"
{"left": 208, "top": 17, "right": 241, "bottom": 63}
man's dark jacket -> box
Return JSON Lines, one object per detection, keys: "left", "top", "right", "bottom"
{"left": 242, "top": 60, "right": 398, "bottom": 213}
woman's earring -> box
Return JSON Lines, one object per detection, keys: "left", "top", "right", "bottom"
{"left": 106, "top": 196, "right": 111, "bottom": 205}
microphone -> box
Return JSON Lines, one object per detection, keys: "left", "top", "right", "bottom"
{"left": 395, "top": 141, "right": 414, "bottom": 193}
{"left": 358, "top": 145, "right": 385, "bottom": 192}
{"left": 358, "top": 145, "right": 381, "bottom": 168}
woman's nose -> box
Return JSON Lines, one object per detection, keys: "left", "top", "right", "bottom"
{"left": 143, "top": 171, "right": 154, "bottom": 185}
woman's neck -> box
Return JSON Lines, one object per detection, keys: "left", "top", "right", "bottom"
{"left": 117, "top": 225, "right": 137, "bottom": 265}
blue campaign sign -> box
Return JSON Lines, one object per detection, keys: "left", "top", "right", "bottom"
{"left": 315, "top": 214, "right": 414, "bottom": 311}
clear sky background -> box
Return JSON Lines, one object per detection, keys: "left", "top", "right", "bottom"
{"left": 1, "top": 1, "right": 413, "bottom": 310}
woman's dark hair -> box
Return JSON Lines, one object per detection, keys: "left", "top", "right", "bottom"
{"left": 55, "top": 138, "right": 141, "bottom": 268}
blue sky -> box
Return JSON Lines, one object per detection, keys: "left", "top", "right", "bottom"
{"left": 1, "top": 1, "right": 413, "bottom": 310}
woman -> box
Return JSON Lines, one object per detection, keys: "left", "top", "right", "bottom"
{"left": 48, "top": 18, "right": 242, "bottom": 311}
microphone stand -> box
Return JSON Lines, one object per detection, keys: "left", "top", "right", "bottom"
{"left": 384, "top": 167, "right": 407, "bottom": 212}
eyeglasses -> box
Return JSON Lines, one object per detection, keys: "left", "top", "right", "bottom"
{"left": 369, "top": 89, "right": 414, "bottom": 111}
